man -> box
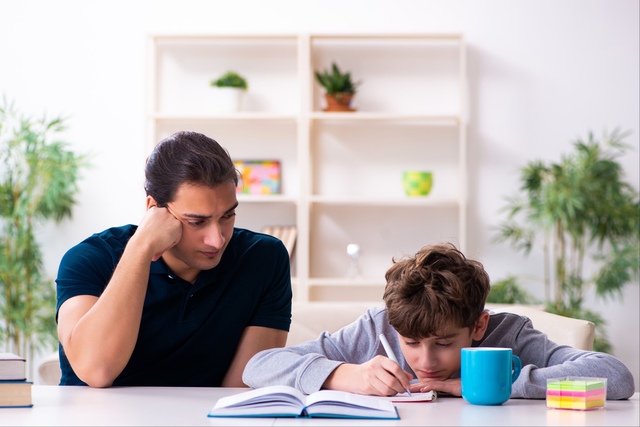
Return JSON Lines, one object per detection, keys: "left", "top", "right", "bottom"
{"left": 56, "top": 131, "right": 292, "bottom": 387}
{"left": 243, "top": 243, "right": 634, "bottom": 400}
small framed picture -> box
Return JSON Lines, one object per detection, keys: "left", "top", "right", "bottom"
{"left": 234, "top": 160, "right": 281, "bottom": 195}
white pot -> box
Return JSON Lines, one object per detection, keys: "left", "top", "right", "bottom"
{"left": 212, "top": 87, "right": 245, "bottom": 113}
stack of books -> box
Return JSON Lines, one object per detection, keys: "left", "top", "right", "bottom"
{"left": 0, "top": 353, "right": 32, "bottom": 408}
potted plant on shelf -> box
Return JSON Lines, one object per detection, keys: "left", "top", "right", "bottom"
{"left": 210, "top": 71, "right": 248, "bottom": 113}
{"left": 314, "top": 62, "right": 361, "bottom": 112}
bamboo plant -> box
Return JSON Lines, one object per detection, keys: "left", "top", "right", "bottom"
{"left": 0, "top": 98, "right": 88, "bottom": 363}
{"left": 493, "top": 129, "right": 639, "bottom": 352}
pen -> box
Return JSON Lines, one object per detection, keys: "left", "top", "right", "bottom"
{"left": 379, "top": 334, "right": 412, "bottom": 396}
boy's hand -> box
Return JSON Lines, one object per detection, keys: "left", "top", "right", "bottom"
{"left": 323, "top": 356, "right": 413, "bottom": 396}
{"left": 410, "top": 377, "right": 461, "bottom": 396}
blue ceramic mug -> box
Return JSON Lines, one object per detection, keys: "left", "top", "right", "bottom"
{"left": 461, "top": 347, "right": 522, "bottom": 405}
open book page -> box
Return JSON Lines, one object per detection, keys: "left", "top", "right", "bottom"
{"left": 209, "top": 386, "right": 399, "bottom": 419}
{"left": 304, "top": 390, "right": 397, "bottom": 418}
{"left": 306, "top": 389, "right": 396, "bottom": 410}
{"left": 306, "top": 403, "right": 398, "bottom": 419}
{"left": 210, "top": 385, "right": 306, "bottom": 416}
{"left": 379, "top": 391, "right": 437, "bottom": 402}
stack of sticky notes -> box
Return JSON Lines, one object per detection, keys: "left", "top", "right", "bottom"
{"left": 546, "top": 377, "right": 606, "bottom": 410}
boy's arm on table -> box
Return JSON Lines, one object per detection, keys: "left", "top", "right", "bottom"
{"left": 243, "top": 307, "right": 410, "bottom": 395}
{"left": 508, "top": 318, "right": 635, "bottom": 399}
{"left": 242, "top": 331, "right": 349, "bottom": 394}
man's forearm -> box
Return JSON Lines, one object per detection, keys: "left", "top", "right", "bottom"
{"left": 59, "top": 235, "right": 154, "bottom": 387}
{"left": 222, "top": 326, "right": 288, "bottom": 387}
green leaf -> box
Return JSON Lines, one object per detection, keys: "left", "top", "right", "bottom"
{"left": 0, "top": 96, "right": 89, "bottom": 353}
{"left": 493, "top": 128, "right": 639, "bottom": 355}
{"left": 314, "top": 62, "right": 361, "bottom": 94}
{"left": 210, "top": 71, "right": 248, "bottom": 90}
{"left": 487, "top": 276, "right": 539, "bottom": 305}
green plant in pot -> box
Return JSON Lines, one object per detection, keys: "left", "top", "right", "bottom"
{"left": 211, "top": 71, "right": 248, "bottom": 90}
{"left": 314, "top": 62, "right": 361, "bottom": 112}
{"left": 210, "top": 71, "right": 248, "bottom": 113}
{"left": 0, "top": 97, "right": 89, "bottom": 374}
{"left": 493, "top": 128, "right": 639, "bottom": 353}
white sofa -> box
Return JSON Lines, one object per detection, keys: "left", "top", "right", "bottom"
{"left": 37, "top": 302, "right": 594, "bottom": 385}
{"left": 287, "top": 301, "right": 383, "bottom": 346}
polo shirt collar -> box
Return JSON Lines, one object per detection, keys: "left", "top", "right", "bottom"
{"left": 149, "top": 236, "right": 237, "bottom": 285}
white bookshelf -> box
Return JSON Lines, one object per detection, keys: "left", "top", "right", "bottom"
{"left": 147, "top": 33, "right": 467, "bottom": 302}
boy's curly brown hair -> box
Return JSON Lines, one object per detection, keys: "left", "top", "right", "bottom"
{"left": 383, "top": 243, "right": 490, "bottom": 339}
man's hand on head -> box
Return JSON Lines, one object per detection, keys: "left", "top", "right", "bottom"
{"left": 135, "top": 204, "right": 183, "bottom": 262}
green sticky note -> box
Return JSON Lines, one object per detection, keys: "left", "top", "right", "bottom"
{"left": 586, "top": 381, "right": 605, "bottom": 391}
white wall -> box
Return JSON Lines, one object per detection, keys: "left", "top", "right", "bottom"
{"left": 1, "top": 0, "right": 638, "bottom": 389}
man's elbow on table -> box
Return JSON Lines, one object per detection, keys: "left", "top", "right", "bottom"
{"left": 72, "top": 361, "right": 117, "bottom": 388}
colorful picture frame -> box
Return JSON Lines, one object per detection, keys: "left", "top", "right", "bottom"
{"left": 234, "top": 160, "right": 281, "bottom": 195}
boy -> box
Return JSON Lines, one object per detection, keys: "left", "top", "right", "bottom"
{"left": 243, "top": 243, "right": 635, "bottom": 399}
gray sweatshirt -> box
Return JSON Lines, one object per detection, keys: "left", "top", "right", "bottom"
{"left": 243, "top": 307, "right": 635, "bottom": 399}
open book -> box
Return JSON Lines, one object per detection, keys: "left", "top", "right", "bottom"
{"left": 208, "top": 385, "right": 399, "bottom": 419}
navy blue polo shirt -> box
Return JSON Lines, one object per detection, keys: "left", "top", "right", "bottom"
{"left": 56, "top": 225, "right": 292, "bottom": 386}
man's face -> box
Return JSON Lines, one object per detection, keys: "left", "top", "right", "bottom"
{"left": 162, "top": 181, "right": 237, "bottom": 281}
{"left": 397, "top": 313, "right": 488, "bottom": 383}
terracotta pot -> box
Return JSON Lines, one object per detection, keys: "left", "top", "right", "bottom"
{"left": 323, "top": 93, "right": 356, "bottom": 112}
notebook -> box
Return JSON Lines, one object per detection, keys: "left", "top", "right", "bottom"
{"left": 384, "top": 390, "right": 437, "bottom": 402}
{"left": 208, "top": 385, "right": 400, "bottom": 419}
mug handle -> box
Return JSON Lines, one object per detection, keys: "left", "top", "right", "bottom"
{"left": 511, "top": 355, "right": 522, "bottom": 383}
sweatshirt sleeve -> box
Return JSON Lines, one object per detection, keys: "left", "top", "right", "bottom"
{"left": 497, "top": 314, "right": 636, "bottom": 400}
{"left": 243, "top": 307, "right": 394, "bottom": 394}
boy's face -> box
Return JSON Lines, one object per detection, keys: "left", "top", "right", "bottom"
{"left": 397, "top": 312, "right": 489, "bottom": 383}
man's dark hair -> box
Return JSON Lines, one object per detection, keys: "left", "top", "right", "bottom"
{"left": 144, "top": 131, "right": 238, "bottom": 207}
{"left": 383, "top": 243, "right": 491, "bottom": 339}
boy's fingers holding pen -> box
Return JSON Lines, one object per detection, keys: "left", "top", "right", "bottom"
{"left": 370, "top": 377, "right": 407, "bottom": 397}
{"left": 324, "top": 357, "right": 413, "bottom": 397}
{"left": 326, "top": 361, "right": 405, "bottom": 396}
{"left": 378, "top": 333, "right": 412, "bottom": 396}
{"left": 375, "top": 356, "right": 412, "bottom": 391}
{"left": 367, "top": 359, "right": 410, "bottom": 396}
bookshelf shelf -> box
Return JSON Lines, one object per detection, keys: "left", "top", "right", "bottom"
{"left": 148, "top": 33, "right": 467, "bottom": 302}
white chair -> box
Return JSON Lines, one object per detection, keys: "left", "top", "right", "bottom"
{"left": 485, "top": 303, "right": 595, "bottom": 351}
{"left": 37, "top": 351, "right": 62, "bottom": 385}
{"left": 289, "top": 302, "right": 596, "bottom": 350}
{"left": 287, "top": 301, "right": 384, "bottom": 346}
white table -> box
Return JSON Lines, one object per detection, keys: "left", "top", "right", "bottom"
{"left": 1, "top": 386, "right": 637, "bottom": 426}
